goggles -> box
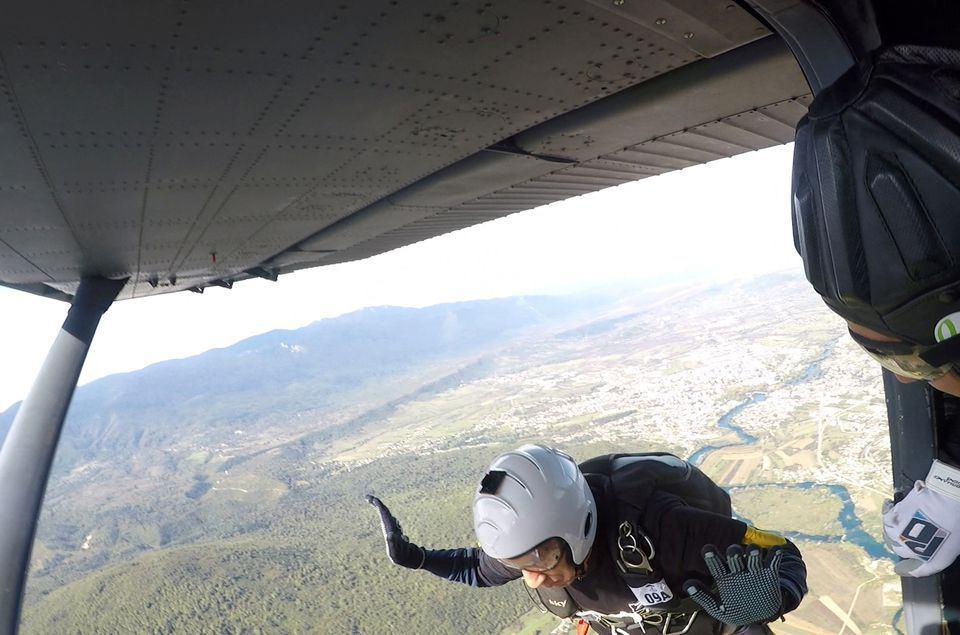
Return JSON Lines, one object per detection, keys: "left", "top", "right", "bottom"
{"left": 847, "top": 328, "right": 952, "bottom": 381}
{"left": 497, "top": 537, "right": 567, "bottom": 572}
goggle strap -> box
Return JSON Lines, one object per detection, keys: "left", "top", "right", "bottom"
{"left": 919, "top": 335, "right": 960, "bottom": 368}
{"left": 846, "top": 328, "right": 915, "bottom": 355}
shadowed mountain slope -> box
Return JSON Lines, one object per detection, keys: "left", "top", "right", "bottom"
{"left": 1, "top": 294, "right": 606, "bottom": 459}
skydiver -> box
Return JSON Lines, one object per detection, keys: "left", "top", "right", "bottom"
{"left": 791, "top": 43, "right": 960, "bottom": 578}
{"left": 367, "top": 444, "right": 807, "bottom": 634}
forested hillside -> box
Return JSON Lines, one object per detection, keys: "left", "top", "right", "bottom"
{"left": 23, "top": 451, "right": 533, "bottom": 633}
{"left": 17, "top": 292, "right": 633, "bottom": 633}
{"left": 16, "top": 275, "right": 900, "bottom": 633}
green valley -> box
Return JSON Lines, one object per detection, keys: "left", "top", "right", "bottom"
{"left": 15, "top": 274, "right": 902, "bottom": 633}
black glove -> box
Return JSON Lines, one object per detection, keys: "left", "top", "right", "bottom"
{"left": 366, "top": 495, "right": 426, "bottom": 569}
{"left": 685, "top": 544, "right": 783, "bottom": 626}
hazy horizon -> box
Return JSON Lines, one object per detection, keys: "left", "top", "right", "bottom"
{"left": 0, "top": 143, "right": 800, "bottom": 410}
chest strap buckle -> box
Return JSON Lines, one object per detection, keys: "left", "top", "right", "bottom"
{"left": 617, "top": 521, "right": 655, "bottom": 573}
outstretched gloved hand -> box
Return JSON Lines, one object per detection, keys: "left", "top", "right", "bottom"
{"left": 685, "top": 544, "right": 783, "bottom": 626}
{"left": 365, "top": 495, "right": 426, "bottom": 569}
{"left": 882, "top": 459, "right": 960, "bottom": 577}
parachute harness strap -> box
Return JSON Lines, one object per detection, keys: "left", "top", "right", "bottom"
{"left": 618, "top": 521, "right": 655, "bottom": 573}
{"left": 577, "top": 610, "right": 699, "bottom": 635}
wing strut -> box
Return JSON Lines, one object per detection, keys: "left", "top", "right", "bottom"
{"left": 0, "top": 276, "right": 125, "bottom": 634}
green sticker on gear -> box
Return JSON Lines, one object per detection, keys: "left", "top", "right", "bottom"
{"left": 935, "top": 312, "right": 960, "bottom": 342}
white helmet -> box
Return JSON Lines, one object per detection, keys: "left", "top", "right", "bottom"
{"left": 472, "top": 444, "right": 596, "bottom": 566}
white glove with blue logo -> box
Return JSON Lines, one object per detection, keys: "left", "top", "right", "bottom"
{"left": 882, "top": 460, "right": 960, "bottom": 578}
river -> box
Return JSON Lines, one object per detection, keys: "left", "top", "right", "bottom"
{"left": 687, "top": 337, "right": 836, "bottom": 466}
{"left": 683, "top": 339, "right": 900, "bottom": 629}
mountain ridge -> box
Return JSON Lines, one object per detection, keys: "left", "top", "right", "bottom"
{"left": 0, "top": 294, "right": 613, "bottom": 460}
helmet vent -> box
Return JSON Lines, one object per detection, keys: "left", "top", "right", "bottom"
{"left": 516, "top": 453, "right": 544, "bottom": 474}
{"left": 479, "top": 470, "right": 507, "bottom": 494}
{"left": 583, "top": 512, "right": 593, "bottom": 538}
{"left": 866, "top": 152, "right": 952, "bottom": 280}
{"left": 792, "top": 172, "right": 826, "bottom": 295}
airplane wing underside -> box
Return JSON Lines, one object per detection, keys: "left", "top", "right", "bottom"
{"left": 0, "top": 1, "right": 809, "bottom": 301}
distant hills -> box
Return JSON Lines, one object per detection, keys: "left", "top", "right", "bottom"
{"left": 0, "top": 294, "right": 609, "bottom": 462}
{"left": 15, "top": 271, "right": 897, "bottom": 633}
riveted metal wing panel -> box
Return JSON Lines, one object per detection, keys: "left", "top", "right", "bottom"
{"left": 0, "top": 1, "right": 809, "bottom": 301}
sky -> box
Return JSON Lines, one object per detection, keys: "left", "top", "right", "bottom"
{"left": 0, "top": 143, "right": 802, "bottom": 411}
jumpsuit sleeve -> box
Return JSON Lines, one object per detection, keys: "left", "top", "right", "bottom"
{"left": 420, "top": 547, "right": 522, "bottom": 587}
{"left": 655, "top": 501, "right": 748, "bottom": 579}
{"left": 769, "top": 538, "right": 807, "bottom": 614}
